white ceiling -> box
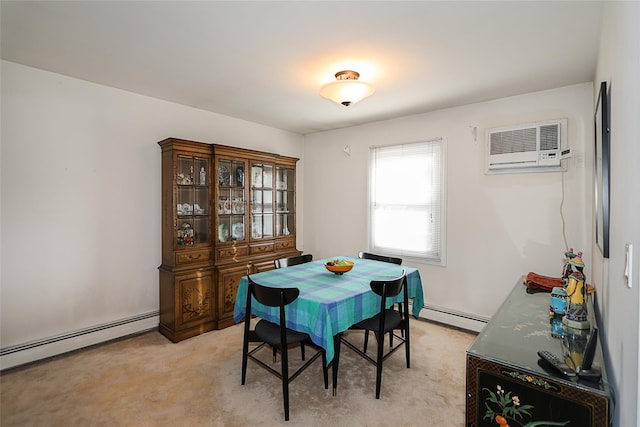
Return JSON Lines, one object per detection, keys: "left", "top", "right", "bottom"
{"left": 1, "top": 1, "right": 604, "bottom": 135}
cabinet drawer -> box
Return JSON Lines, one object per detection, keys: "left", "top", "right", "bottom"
{"left": 275, "top": 238, "right": 296, "bottom": 251}
{"left": 250, "top": 242, "right": 275, "bottom": 255}
{"left": 175, "top": 248, "right": 212, "bottom": 266}
{"left": 217, "top": 245, "right": 249, "bottom": 259}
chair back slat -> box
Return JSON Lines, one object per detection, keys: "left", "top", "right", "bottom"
{"left": 248, "top": 277, "right": 300, "bottom": 307}
{"left": 358, "top": 251, "right": 402, "bottom": 265}
{"left": 274, "top": 254, "right": 313, "bottom": 269}
{"left": 370, "top": 272, "right": 406, "bottom": 299}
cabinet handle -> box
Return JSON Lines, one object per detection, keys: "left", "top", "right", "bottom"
{"left": 188, "top": 254, "right": 202, "bottom": 260}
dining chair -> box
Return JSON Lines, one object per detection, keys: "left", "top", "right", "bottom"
{"left": 341, "top": 271, "right": 409, "bottom": 399}
{"left": 241, "top": 276, "right": 328, "bottom": 421}
{"left": 272, "top": 253, "right": 313, "bottom": 361}
{"left": 274, "top": 253, "right": 313, "bottom": 269}
{"left": 357, "top": 251, "right": 404, "bottom": 351}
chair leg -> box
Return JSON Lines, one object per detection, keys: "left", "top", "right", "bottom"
{"left": 301, "top": 343, "right": 306, "bottom": 360}
{"left": 363, "top": 331, "right": 370, "bottom": 353}
{"left": 241, "top": 342, "right": 249, "bottom": 385}
{"left": 375, "top": 332, "right": 384, "bottom": 399}
{"left": 273, "top": 346, "right": 277, "bottom": 363}
{"left": 281, "top": 346, "right": 290, "bottom": 421}
{"left": 397, "top": 303, "right": 405, "bottom": 337}
{"left": 405, "top": 320, "right": 411, "bottom": 369}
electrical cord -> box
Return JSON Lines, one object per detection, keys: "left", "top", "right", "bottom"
{"left": 560, "top": 169, "right": 569, "bottom": 253}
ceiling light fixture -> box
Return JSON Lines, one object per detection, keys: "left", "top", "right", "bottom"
{"left": 319, "top": 70, "right": 375, "bottom": 107}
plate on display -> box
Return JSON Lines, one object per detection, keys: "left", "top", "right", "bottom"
{"left": 232, "top": 222, "right": 244, "bottom": 240}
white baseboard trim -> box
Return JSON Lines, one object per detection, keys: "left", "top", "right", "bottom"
{"left": 1, "top": 311, "right": 159, "bottom": 371}
{"left": 417, "top": 304, "right": 489, "bottom": 333}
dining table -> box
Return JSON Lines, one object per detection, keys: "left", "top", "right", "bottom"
{"left": 233, "top": 255, "right": 425, "bottom": 393}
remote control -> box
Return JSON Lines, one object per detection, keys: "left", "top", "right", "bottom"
{"left": 537, "top": 350, "right": 577, "bottom": 377}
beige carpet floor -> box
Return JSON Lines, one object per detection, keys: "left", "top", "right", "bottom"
{"left": 1, "top": 318, "right": 476, "bottom": 427}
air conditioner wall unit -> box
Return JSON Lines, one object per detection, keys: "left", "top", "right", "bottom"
{"left": 485, "top": 118, "right": 568, "bottom": 174}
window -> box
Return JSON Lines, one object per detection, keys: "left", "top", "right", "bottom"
{"left": 369, "top": 139, "right": 445, "bottom": 265}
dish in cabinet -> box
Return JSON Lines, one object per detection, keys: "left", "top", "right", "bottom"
{"left": 218, "top": 165, "right": 231, "bottom": 186}
{"left": 232, "top": 222, "right": 244, "bottom": 240}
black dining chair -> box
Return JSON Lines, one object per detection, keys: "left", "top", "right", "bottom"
{"left": 241, "top": 276, "right": 328, "bottom": 421}
{"left": 358, "top": 251, "right": 404, "bottom": 351}
{"left": 340, "top": 271, "right": 409, "bottom": 399}
{"left": 273, "top": 253, "right": 313, "bottom": 361}
{"left": 274, "top": 253, "right": 313, "bottom": 269}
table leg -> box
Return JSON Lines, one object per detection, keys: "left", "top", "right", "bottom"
{"left": 332, "top": 332, "right": 342, "bottom": 396}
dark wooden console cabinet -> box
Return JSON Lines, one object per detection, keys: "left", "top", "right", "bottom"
{"left": 158, "top": 138, "right": 300, "bottom": 342}
{"left": 466, "top": 279, "right": 611, "bottom": 427}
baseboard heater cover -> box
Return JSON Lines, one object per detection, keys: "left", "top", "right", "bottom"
{"left": 1, "top": 305, "right": 487, "bottom": 370}
{"left": 0, "top": 311, "right": 159, "bottom": 371}
{"left": 416, "top": 304, "right": 489, "bottom": 333}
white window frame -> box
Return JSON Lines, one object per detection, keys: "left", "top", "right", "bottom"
{"left": 367, "top": 138, "right": 447, "bottom": 266}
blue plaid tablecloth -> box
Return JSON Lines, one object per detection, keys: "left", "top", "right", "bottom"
{"left": 233, "top": 256, "right": 424, "bottom": 363}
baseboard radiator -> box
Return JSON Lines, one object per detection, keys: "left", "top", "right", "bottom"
{"left": 0, "top": 311, "right": 159, "bottom": 371}
{"left": 417, "top": 304, "right": 489, "bottom": 333}
{"left": 0, "top": 305, "right": 486, "bottom": 370}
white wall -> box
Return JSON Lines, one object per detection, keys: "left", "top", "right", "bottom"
{"left": 0, "top": 61, "right": 304, "bottom": 360}
{"left": 304, "top": 84, "right": 593, "bottom": 322}
{"left": 592, "top": 3, "right": 640, "bottom": 427}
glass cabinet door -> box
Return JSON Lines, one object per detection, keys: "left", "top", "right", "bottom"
{"left": 217, "top": 159, "right": 246, "bottom": 243}
{"left": 176, "top": 155, "right": 210, "bottom": 246}
{"left": 250, "top": 163, "right": 274, "bottom": 239}
{"left": 275, "top": 166, "right": 295, "bottom": 237}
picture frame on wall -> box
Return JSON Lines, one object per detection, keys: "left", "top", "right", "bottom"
{"left": 594, "top": 81, "right": 610, "bottom": 258}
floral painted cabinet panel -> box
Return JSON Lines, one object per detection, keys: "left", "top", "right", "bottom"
{"left": 465, "top": 281, "right": 610, "bottom": 427}
{"left": 467, "top": 355, "right": 607, "bottom": 426}
{"left": 217, "top": 263, "right": 249, "bottom": 329}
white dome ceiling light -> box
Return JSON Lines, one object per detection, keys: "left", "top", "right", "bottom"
{"left": 319, "top": 70, "right": 375, "bottom": 107}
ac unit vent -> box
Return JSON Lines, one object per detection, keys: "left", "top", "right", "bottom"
{"left": 490, "top": 128, "right": 537, "bottom": 155}
{"left": 540, "top": 124, "right": 560, "bottom": 151}
{"left": 485, "top": 119, "right": 567, "bottom": 174}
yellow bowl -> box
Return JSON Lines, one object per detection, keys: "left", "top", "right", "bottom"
{"left": 324, "top": 260, "right": 354, "bottom": 275}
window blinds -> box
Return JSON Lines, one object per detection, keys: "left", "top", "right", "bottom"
{"left": 369, "top": 139, "right": 443, "bottom": 263}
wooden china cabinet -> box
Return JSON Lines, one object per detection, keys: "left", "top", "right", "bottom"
{"left": 158, "top": 138, "right": 300, "bottom": 342}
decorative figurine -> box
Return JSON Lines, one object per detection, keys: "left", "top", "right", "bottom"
{"left": 236, "top": 166, "right": 244, "bottom": 187}
{"left": 200, "top": 167, "right": 206, "bottom": 185}
{"left": 550, "top": 286, "right": 567, "bottom": 316}
{"left": 177, "top": 222, "right": 195, "bottom": 245}
{"left": 561, "top": 248, "right": 577, "bottom": 286}
{"left": 548, "top": 248, "right": 577, "bottom": 317}
{"left": 563, "top": 252, "right": 590, "bottom": 330}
